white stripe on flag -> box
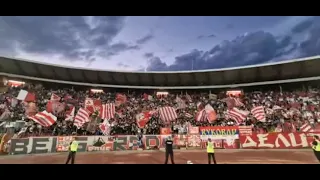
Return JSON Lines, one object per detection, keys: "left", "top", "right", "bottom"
{"left": 251, "top": 106, "right": 266, "bottom": 122}
{"left": 74, "top": 108, "right": 90, "bottom": 128}
{"left": 101, "top": 103, "right": 115, "bottom": 120}
{"left": 196, "top": 109, "right": 207, "bottom": 122}
{"left": 28, "top": 111, "right": 57, "bottom": 127}
{"left": 159, "top": 107, "right": 177, "bottom": 122}
{"left": 227, "top": 108, "right": 248, "bottom": 124}
{"left": 300, "top": 123, "right": 314, "bottom": 132}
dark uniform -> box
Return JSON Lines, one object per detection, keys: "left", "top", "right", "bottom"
{"left": 312, "top": 135, "right": 320, "bottom": 162}
{"left": 66, "top": 139, "right": 78, "bottom": 164}
{"left": 164, "top": 137, "right": 175, "bottom": 164}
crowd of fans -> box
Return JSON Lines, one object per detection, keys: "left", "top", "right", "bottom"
{"left": 0, "top": 82, "right": 319, "bottom": 137}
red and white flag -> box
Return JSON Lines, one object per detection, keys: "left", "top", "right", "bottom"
{"left": 205, "top": 104, "right": 217, "bottom": 123}
{"left": 186, "top": 93, "right": 192, "bottom": 102}
{"left": 74, "top": 108, "right": 90, "bottom": 128}
{"left": 233, "top": 97, "right": 244, "bottom": 107}
{"left": 159, "top": 107, "right": 177, "bottom": 123}
{"left": 223, "top": 97, "right": 244, "bottom": 109}
{"left": 50, "top": 93, "right": 61, "bottom": 101}
{"left": 143, "top": 93, "right": 153, "bottom": 101}
{"left": 185, "top": 113, "right": 193, "bottom": 118}
{"left": 85, "top": 98, "right": 102, "bottom": 114}
{"left": 16, "top": 90, "right": 36, "bottom": 102}
{"left": 176, "top": 96, "right": 186, "bottom": 109}
{"left": 226, "top": 108, "right": 249, "bottom": 124}
{"left": 251, "top": 106, "right": 266, "bottom": 122}
{"left": 115, "top": 93, "right": 127, "bottom": 106}
{"left": 28, "top": 111, "right": 57, "bottom": 127}
{"left": 101, "top": 103, "right": 115, "bottom": 120}
{"left": 99, "top": 119, "right": 111, "bottom": 135}
{"left": 136, "top": 111, "right": 153, "bottom": 128}
{"left": 65, "top": 106, "right": 75, "bottom": 121}
{"left": 46, "top": 101, "right": 65, "bottom": 115}
{"left": 196, "top": 109, "right": 207, "bottom": 122}
{"left": 300, "top": 122, "right": 314, "bottom": 132}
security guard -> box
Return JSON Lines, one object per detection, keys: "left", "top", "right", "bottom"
{"left": 164, "top": 136, "right": 175, "bottom": 164}
{"left": 207, "top": 138, "right": 217, "bottom": 164}
{"left": 66, "top": 137, "right": 78, "bottom": 164}
{"left": 312, "top": 135, "right": 320, "bottom": 162}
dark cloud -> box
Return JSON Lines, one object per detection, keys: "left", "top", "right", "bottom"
{"left": 136, "top": 34, "right": 154, "bottom": 44}
{"left": 147, "top": 17, "right": 320, "bottom": 71}
{"left": 143, "top": 52, "right": 154, "bottom": 58}
{"left": 225, "top": 24, "right": 234, "bottom": 29}
{"left": 0, "top": 16, "right": 141, "bottom": 62}
{"left": 117, "top": 62, "right": 130, "bottom": 68}
{"left": 147, "top": 57, "right": 167, "bottom": 71}
{"left": 197, "top": 34, "right": 216, "bottom": 39}
{"left": 197, "top": 35, "right": 204, "bottom": 39}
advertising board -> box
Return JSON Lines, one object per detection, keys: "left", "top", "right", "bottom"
{"left": 239, "top": 132, "right": 316, "bottom": 149}
{"left": 199, "top": 126, "right": 239, "bottom": 140}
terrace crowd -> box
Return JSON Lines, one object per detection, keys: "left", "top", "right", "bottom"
{"left": 0, "top": 82, "right": 319, "bottom": 138}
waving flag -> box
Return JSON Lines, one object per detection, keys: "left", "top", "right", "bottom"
{"left": 28, "top": 111, "right": 57, "bottom": 127}
{"left": 136, "top": 111, "right": 154, "bottom": 128}
{"left": 17, "top": 90, "right": 36, "bottom": 102}
{"left": 74, "top": 108, "right": 90, "bottom": 128}
{"left": 85, "top": 98, "right": 102, "bottom": 114}
{"left": 65, "top": 106, "right": 75, "bottom": 121}
{"left": 143, "top": 93, "right": 153, "bottom": 101}
{"left": 46, "top": 101, "right": 65, "bottom": 115}
{"left": 50, "top": 93, "right": 61, "bottom": 101}
{"left": 115, "top": 93, "right": 127, "bottom": 106}
{"left": 226, "top": 108, "right": 249, "bottom": 124}
{"left": 205, "top": 104, "right": 217, "bottom": 123}
{"left": 251, "top": 106, "right": 266, "bottom": 122}
{"left": 101, "top": 103, "right": 115, "bottom": 120}
{"left": 176, "top": 96, "right": 186, "bottom": 109}
{"left": 300, "top": 122, "right": 314, "bottom": 132}
{"left": 99, "top": 119, "right": 111, "bottom": 135}
{"left": 196, "top": 109, "right": 207, "bottom": 122}
{"left": 159, "top": 107, "right": 177, "bottom": 123}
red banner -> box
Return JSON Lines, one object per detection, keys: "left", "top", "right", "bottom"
{"left": 160, "top": 128, "right": 172, "bottom": 135}
{"left": 239, "top": 132, "right": 314, "bottom": 149}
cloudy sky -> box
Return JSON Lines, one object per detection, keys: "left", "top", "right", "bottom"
{"left": 0, "top": 16, "right": 319, "bottom": 72}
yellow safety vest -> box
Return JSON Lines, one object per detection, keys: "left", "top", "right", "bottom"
{"left": 312, "top": 140, "right": 320, "bottom": 151}
{"left": 207, "top": 142, "right": 214, "bottom": 153}
{"left": 70, "top": 141, "right": 79, "bottom": 152}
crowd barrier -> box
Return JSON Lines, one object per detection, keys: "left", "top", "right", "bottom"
{"left": 3, "top": 132, "right": 318, "bottom": 155}
{"left": 2, "top": 125, "right": 320, "bottom": 155}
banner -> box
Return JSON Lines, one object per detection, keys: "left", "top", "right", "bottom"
{"left": 199, "top": 126, "right": 239, "bottom": 140}
{"left": 188, "top": 126, "right": 199, "bottom": 134}
{"left": 160, "top": 128, "right": 172, "bottom": 135}
{"left": 56, "top": 136, "right": 73, "bottom": 152}
{"left": 239, "top": 132, "right": 315, "bottom": 149}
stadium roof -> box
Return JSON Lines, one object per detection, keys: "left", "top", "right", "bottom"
{"left": 0, "top": 55, "right": 320, "bottom": 89}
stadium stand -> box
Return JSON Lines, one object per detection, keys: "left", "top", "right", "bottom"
{"left": 0, "top": 55, "right": 320, "bottom": 139}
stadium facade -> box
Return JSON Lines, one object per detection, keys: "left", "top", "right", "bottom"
{"left": 0, "top": 55, "right": 320, "bottom": 89}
